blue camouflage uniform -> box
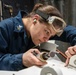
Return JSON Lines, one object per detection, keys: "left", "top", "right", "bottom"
{"left": 0, "top": 10, "right": 76, "bottom": 71}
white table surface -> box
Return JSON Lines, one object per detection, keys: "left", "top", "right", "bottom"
{"left": 0, "top": 54, "right": 76, "bottom": 75}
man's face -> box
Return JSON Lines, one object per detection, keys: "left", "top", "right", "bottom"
{"left": 30, "top": 20, "right": 56, "bottom": 45}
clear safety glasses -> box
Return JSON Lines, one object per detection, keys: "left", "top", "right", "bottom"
{"left": 35, "top": 10, "right": 66, "bottom": 36}
{"left": 47, "top": 16, "right": 66, "bottom": 36}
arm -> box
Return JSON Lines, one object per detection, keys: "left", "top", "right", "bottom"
{"left": 0, "top": 19, "right": 47, "bottom": 71}
{"left": 0, "top": 19, "right": 25, "bottom": 71}
{"left": 0, "top": 53, "right": 24, "bottom": 71}
{"left": 59, "top": 25, "right": 76, "bottom": 65}
{"left": 50, "top": 25, "right": 76, "bottom": 66}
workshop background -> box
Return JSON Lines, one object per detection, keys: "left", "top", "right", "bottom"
{"left": 0, "top": 0, "right": 76, "bottom": 62}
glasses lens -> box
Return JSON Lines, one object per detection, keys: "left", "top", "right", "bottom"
{"left": 52, "top": 19, "right": 64, "bottom": 30}
{"left": 49, "top": 17, "right": 66, "bottom": 36}
{"left": 56, "top": 30, "right": 63, "bottom": 36}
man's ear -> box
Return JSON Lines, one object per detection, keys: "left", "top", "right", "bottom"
{"left": 33, "top": 19, "right": 37, "bottom": 23}
{"left": 33, "top": 14, "right": 40, "bottom": 23}
{"left": 32, "top": 14, "right": 40, "bottom": 25}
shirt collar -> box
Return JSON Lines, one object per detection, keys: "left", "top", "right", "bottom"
{"left": 14, "top": 10, "right": 27, "bottom": 33}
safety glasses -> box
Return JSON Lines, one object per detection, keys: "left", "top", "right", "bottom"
{"left": 47, "top": 16, "right": 66, "bottom": 36}
{"left": 35, "top": 10, "right": 66, "bottom": 36}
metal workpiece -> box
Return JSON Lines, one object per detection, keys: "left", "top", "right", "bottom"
{"left": 40, "top": 66, "right": 63, "bottom": 75}
{"left": 32, "top": 51, "right": 56, "bottom": 62}
{"left": 40, "top": 42, "right": 58, "bottom": 52}
{"left": 38, "top": 52, "right": 56, "bottom": 62}
{"left": 32, "top": 41, "right": 58, "bottom": 62}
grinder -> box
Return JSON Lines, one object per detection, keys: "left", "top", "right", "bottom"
{"left": 32, "top": 41, "right": 58, "bottom": 62}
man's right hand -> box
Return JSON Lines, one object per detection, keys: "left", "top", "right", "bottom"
{"left": 22, "top": 49, "right": 47, "bottom": 67}
{"left": 65, "top": 45, "right": 76, "bottom": 66}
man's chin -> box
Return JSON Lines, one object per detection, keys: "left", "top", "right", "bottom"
{"left": 33, "top": 40, "right": 43, "bottom": 45}
{"left": 34, "top": 42, "right": 40, "bottom": 46}
{"left": 34, "top": 43, "right": 39, "bottom": 46}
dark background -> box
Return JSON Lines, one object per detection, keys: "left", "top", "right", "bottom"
{"left": 0, "top": 0, "right": 34, "bottom": 19}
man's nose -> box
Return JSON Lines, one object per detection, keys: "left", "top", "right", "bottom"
{"left": 43, "top": 36, "right": 49, "bottom": 42}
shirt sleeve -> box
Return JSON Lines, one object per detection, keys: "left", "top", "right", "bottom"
{"left": 0, "top": 53, "right": 25, "bottom": 71}
{"left": 0, "top": 19, "right": 26, "bottom": 71}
